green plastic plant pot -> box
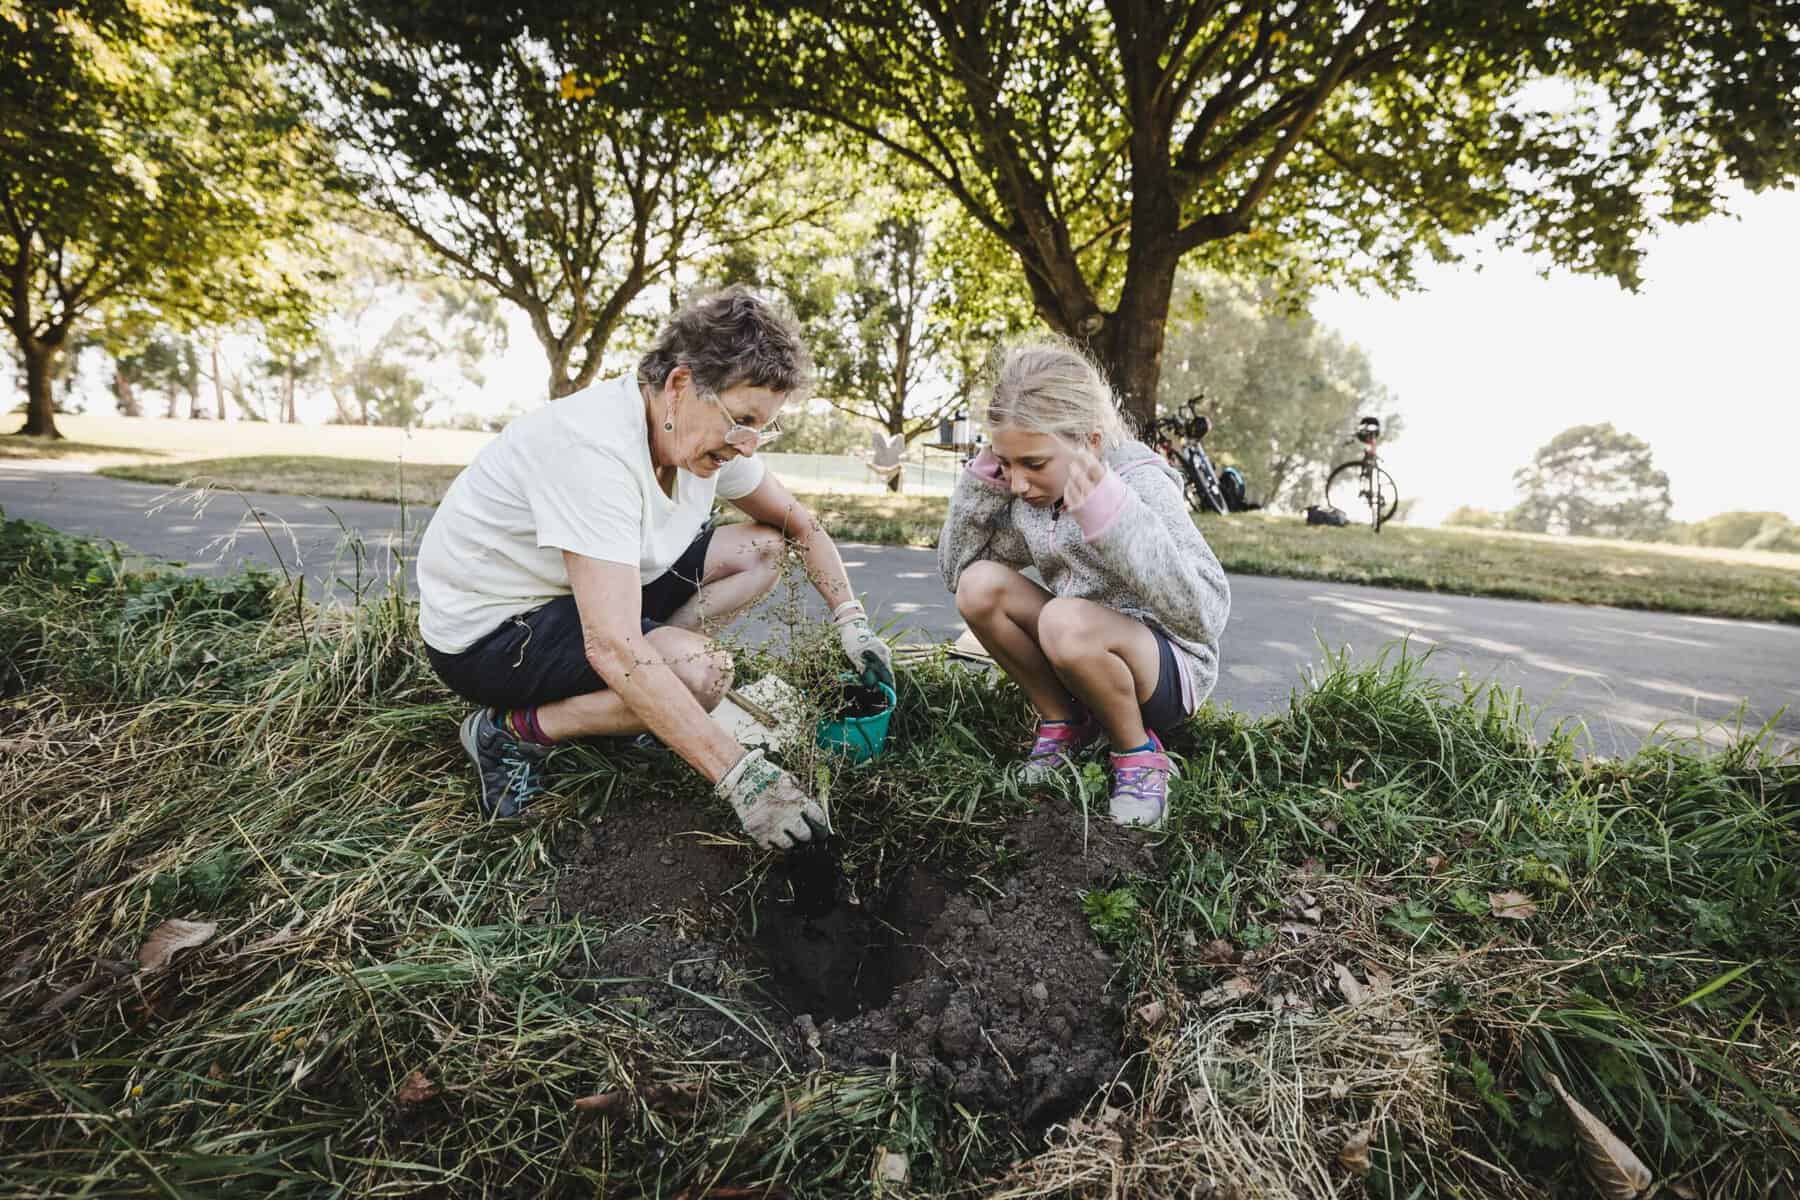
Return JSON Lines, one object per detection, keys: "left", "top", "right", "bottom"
{"left": 815, "top": 675, "right": 897, "bottom": 765}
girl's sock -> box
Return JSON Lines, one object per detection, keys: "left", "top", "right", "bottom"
{"left": 502, "top": 706, "right": 556, "bottom": 746}
{"left": 1113, "top": 738, "right": 1155, "bottom": 755}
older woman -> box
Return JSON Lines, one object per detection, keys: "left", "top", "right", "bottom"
{"left": 418, "top": 286, "right": 891, "bottom": 849}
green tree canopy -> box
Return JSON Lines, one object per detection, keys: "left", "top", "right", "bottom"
{"left": 713, "top": 155, "right": 1033, "bottom": 488}
{"left": 575, "top": 0, "right": 1800, "bottom": 423}
{"left": 274, "top": 0, "right": 824, "bottom": 400}
{"left": 1508, "top": 422, "right": 1673, "bottom": 540}
{"left": 1, "top": 0, "right": 328, "bottom": 438}
{"left": 1159, "top": 272, "right": 1400, "bottom": 510}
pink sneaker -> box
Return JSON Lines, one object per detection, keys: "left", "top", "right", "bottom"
{"left": 1109, "top": 731, "right": 1173, "bottom": 828}
{"left": 1018, "top": 716, "right": 1101, "bottom": 785}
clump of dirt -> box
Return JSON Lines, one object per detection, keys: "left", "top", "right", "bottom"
{"left": 554, "top": 797, "right": 1157, "bottom": 1125}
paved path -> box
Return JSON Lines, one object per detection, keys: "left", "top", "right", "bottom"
{"left": 5, "top": 463, "right": 1796, "bottom": 757}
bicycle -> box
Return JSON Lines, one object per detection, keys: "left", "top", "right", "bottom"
{"left": 1325, "top": 416, "right": 1399, "bottom": 532}
{"left": 1142, "top": 397, "right": 1232, "bottom": 515}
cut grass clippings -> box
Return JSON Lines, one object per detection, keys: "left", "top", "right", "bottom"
{"left": 94, "top": 453, "right": 1800, "bottom": 625}
{"left": 1, "top": 514, "right": 1796, "bottom": 1197}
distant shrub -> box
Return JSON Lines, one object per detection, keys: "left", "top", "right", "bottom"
{"left": 1443, "top": 505, "right": 1502, "bottom": 529}
{"left": 1672, "top": 510, "right": 1800, "bottom": 553}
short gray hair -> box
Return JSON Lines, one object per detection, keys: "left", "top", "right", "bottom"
{"left": 983, "top": 333, "right": 1132, "bottom": 450}
{"left": 637, "top": 285, "right": 813, "bottom": 400}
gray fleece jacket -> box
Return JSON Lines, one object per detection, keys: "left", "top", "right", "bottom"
{"left": 937, "top": 439, "right": 1232, "bottom": 712}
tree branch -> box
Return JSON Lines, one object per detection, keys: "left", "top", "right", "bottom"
{"left": 1230, "top": 0, "right": 1392, "bottom": 227}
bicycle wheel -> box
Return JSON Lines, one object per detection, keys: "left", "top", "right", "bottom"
{"left": 1325, "top": 461, "right": 1399, "bottom": 528}
{"left": 1184, "top": 448, "right": 1230, "bottom": 515}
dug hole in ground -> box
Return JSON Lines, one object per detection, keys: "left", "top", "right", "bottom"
{"left": 558, "top": 665, "right": 1153, "bottom": 1131}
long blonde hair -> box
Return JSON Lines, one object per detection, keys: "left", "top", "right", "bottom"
{"left": 982, "top": 334, "right": 1132, "bottom": 450}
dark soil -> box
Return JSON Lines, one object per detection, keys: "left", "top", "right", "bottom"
{"left": 835, "top": 680, "right": 891, "bottom": 719}
{"left": 554, "top": 799, "right": 1156, "bottom": 1125}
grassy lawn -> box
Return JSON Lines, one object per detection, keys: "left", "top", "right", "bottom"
{"left": 2, "top": 516, "right": 1795, "bottom": 1196}
{"left": 6, "top": 411, "right": 492, "bottom": 467}
{"left": 31, "top": 426, "right": 1799, "bottom": 624}
{"left": 100, "top": 453, "right": 466, "bottom": 507}
{"left": 738, "top": 495, "right": 1800, "bottom": 626}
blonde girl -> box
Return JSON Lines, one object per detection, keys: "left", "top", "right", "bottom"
{"left": 938, "top": 336, "right": 1230, "bottom": 826}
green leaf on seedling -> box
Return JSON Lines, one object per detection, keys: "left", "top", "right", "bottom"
{"left": 1079, "top": 888, "right": 1138, "bottom": 947}
{"left": 1450, "top": 887, "right": 1489, "bottom": 918}
{"left": 1384, "top": 900, "right": 1438, "bottom": 943}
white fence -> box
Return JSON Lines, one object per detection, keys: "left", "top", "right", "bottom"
{"left": 757, "top": 447, "right": 964, "bottom": 496}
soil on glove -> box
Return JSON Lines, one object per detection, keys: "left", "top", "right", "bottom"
{"left": 554, "top": 799, "right": 1156, "bottom": 1125}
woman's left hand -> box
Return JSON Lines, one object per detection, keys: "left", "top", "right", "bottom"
{"left": 1063, "top": 445, "right": 1109, "bottom": 510}
{"left": 832, "top": 601, "right": 895, "bottom": 689}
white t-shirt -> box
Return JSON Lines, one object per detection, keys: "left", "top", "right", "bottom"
{"left": 418, "top": 373, "right": 766, "bottom": 653}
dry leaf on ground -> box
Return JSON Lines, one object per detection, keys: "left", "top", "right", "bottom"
{"left": 1546, "top": 1072, "right": 1653, "bottom": 1198}
{"left": 1489, "top": 891, "right": 1538, "bottom": 920}
{"left": 1136, "top": 999, "right": 1168, "bottom": 1028}
{"left": 1064, "top": 1102, "right": 1127, "bottom": 1147}
{"left": 874, "top": 1148, "right": 910, "bottom": 1185}
{"left": 1333, "top": 962, "right": 1367, "bottom": 1006}
{"left": 1337, "top": 1128, "right": 1373, "bottom": 1176}
{"left": 1195, "top": 936, "right": 1238, "bottom": 964}
{"left": 1197, "top": 975, "right": 1257, "bottom": 1006}
{"left": 137, "top": 919, "right": 218, "bottom": 972}
{"left": 395, "top": 1069, "right": 440, "bottom": 1105}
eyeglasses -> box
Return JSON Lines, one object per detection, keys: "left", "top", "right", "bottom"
{"left": 699, "top": 387, "right": 783, "bottom": 451}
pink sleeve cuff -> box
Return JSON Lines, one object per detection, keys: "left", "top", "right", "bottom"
{"left": 965, "top": 446, "right": 1009, "bottom": 491}
{"left": 1068, "top": 469, "right": 1130, "bottom": 541}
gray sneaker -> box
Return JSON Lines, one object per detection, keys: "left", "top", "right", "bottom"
{"left": 458, "top": 708, "right": 552, "bottom": 819}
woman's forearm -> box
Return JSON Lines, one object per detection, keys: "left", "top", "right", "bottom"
{"left": 586, "top": 632, "right": 743, "bottom": 782}
{"left": 791, "top": 515, "right": 856, "bottom": 611}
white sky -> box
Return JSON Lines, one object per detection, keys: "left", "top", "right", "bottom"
{"left": 1312, "top": 185, "right": 1800, "bottom": 526}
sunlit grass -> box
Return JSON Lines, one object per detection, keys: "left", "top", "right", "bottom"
{"left": 2, "top": 516, "right": 1795, "bottom": 1196}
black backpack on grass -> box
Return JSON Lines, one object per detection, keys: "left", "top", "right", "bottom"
{"left": 1306, "top": 504, "right": 1349, "bottom": 527}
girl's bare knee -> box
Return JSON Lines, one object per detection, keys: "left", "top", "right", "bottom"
{"left": 955, "top": 560, "right": 1015, "bottom": 621}
{"left": 1037, "top": 597, "right": 1099, "bottom": 666}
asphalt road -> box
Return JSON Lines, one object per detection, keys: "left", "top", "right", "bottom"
{"left": 5, "top": 462, "right": 1796, "bottom": 757}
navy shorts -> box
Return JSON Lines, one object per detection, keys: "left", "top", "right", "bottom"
{"left": 425, "top": 528, "right": 714, "bottom": 710}
{"left": 1138, "top": 626, "right": 1191, "bottom": 734}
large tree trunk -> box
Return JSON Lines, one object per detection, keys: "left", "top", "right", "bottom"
{"left": 210, "top": 339, "right": 229, "bottom": 420}
{"left": 281, "top": 361, "right": 297, "bottom": 423}
{"left": 113, "top": 367, "right": 140, "bottom": 417}
{"left": 884, "top": 413, "right": 906, "bottom": 493}
{"left": 17, "top": 343, "right": 61, "bottom": 438}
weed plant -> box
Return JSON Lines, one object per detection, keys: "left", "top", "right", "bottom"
{"left": 1, "top": 514, "right": 1795, "bottom": 1197}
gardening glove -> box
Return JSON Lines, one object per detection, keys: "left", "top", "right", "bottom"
{"left": 716, "top": 748, "right": 830, "bottom": 851}
{"left": 831, "top": 599, "right": 895, "bottom": 691}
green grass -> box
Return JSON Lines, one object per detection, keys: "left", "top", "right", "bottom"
{"left": 2, "top": 433, "right": 170, "bottom": 461}
{"left": 2, "top": 515, "right": 1796, "bottom": 1197}
{"left": 101, "top": 453, "right": 464, "bottom": 507}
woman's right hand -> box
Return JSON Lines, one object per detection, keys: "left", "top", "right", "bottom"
{"left": 715, "top": 748, "right": 830, "bottom": 850}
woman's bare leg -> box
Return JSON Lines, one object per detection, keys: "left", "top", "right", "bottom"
{"left": 665, "top": 522, "right": 785, "bottom": 632}
{"left": 533, "top": 625, "right": 732, "bottom": 740}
